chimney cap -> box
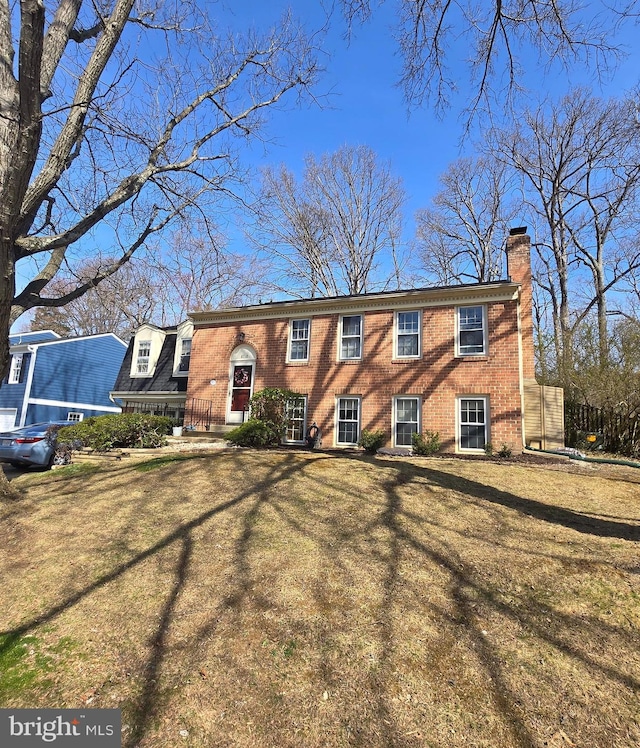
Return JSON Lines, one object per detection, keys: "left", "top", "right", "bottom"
{"left": 509, "top": 226, "right": 528, "bottom": 236}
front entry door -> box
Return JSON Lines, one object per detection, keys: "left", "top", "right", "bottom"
{"left": 228, "top": 364, "right": 254, "bottom": 423}
{"left": 227, "top": 344, "right": 256, "bottom": 424}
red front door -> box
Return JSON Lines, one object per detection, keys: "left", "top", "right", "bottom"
{"left": 229, "top": 364, "right": 253, "bottom": 422}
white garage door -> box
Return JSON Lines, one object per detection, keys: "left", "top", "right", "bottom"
{"left": 0, "top": 408, "right": 17, "bottom": 431}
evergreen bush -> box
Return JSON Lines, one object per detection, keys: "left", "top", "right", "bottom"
{"left": 226, "top": 419, "right": 282, "bottom": 447}
{"left": 225, "top": 388, "right": 302, "bottom": 448}
{"left": 411, "top": 430, "right": 441, "bottom": 456}
{"left": 358, "top": 429, "right": 386, "bottom": 454}
{"left": 57, "top": 413, "right": 172, "bottom": 451}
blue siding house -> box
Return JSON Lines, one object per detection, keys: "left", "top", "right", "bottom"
{"left": 0, "top": 331, "right": 127, "bottom": 430}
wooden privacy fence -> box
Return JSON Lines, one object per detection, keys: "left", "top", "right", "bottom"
{"left": 523, "top": 383, "right": 565, "bottom": 451}
{"left": 565, "top": 400, "right": 640, "bottom": 457}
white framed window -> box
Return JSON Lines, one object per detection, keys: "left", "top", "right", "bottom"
{"left": 8, "top": 354, "right": 23, "bottom": 384}
{"left": 395, "top": 311, "right": 421, "bottom": 358}
{"left": 284, "top": 396, "right": 307, "bottom": 443}
{"left": 457, "top": 305, "right": 487, "bottom": 356}
{"left": 336, "top": 396, "right": 361, "bottom": 446}
{"left": 178, "top": 338, "right": 191, "bottom": 372}
{"left": 339, "top": 315, "right": 363, "bottom": 360}
{"left": 67, "top": 412, "right": 84, "bottom": 423}
{"left": 394, "top": 397, "right": 420, "bottom": 447}
{"left": 458, "top": 396, "right": 489, "bottom": 451}
{"left": 288, "top": 319, "right": 310, "bottom": 362}
{"left": 136, "top": 340, "right": 151, "bottom": 374}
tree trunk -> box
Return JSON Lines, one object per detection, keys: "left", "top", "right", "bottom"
{"left": 0, "top": 231, "right": 16, "bottom": 380}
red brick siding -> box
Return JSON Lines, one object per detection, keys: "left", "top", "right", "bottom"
{"left": 187, "top": 300, "right": 524, "bottom": 452}
{"left": 506, "top": 233, "right": 535, "bottom": 380}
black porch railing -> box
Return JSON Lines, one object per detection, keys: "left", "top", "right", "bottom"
{"left": 183, "top": 398, "right": 213, "bottom": 431}
{"left": 121, "top": 398, "right": 214, "bottom": 431}
{"left": 121, "top": 401, "right": 185, "bottom": 422}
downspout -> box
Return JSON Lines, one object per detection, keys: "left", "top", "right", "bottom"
{"left": 19, "top": 345, "right": 38, "bottom": 426}
{"left": 516, "top": 284, "right": 527, "bottom": 450}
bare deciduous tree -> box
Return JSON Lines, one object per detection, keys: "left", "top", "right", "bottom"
{"left": 140, "top": 226, "right": 264, "bottom": 322}
{"left": 249, "top": 145, "right": 406, "bottom": 298}
{"left": 27, "top": 259, "right": 157, "bottom": 340}
{"left": 494, "top": 89, "right": 640, "bottom": 379}
{"left": 341, "top": 0, "right": 630, "bottom": 115}
{"left": 0, "top": 0, "right": 320, "bottom": 377}
{"left": 26, "top": 227, "right": 264, "bottom": 338}
{"left": 414, "top": 156, "right": 517, "bottom": 285}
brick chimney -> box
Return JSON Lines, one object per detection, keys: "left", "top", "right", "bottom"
{"left": 506, "top": 227, "right": 536, "bottom": 381}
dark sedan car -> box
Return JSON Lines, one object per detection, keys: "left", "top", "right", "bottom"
{"left": 0, "top": 421, "right": 75, "bottom": 468}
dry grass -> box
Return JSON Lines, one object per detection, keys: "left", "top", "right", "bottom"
{"left": 1, "top": 451, "right": 639, "bottom": 748}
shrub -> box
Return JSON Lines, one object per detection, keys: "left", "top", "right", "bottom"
{"left": 57, "top": 413, "right": 172, "bottom": 451}
{"left": 250, "top": 388, "right": 299, "bottom": 422}
{"left": 497, "top": 442, "right": 513, "bottom": 458}
{"left": 483, "top": 442, "right": 494, "bottom": 457}
{"left": 411, "top": 430, "right": 440, "bottom": 456}
{"left": 224, "top": 388, "right": 303, "bottom": 449}
{"left": 226, "top": 419, "right": 283, "bottom": 447}
{"left": 358, "top": 429, "right": 386, "bottom": 454}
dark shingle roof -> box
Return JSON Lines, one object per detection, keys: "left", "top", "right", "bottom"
{"left": 112, "top": 333, "right": 187, "bottom": 394}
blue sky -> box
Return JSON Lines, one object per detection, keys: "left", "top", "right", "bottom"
{"left": 228, "top": 1, "right": 640, "bottom": 243}
{"left": 12, "top": 1, "right": 640, "bottom": 331}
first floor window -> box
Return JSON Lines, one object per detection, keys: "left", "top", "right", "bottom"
{"left": 136, "top": 340, "right": 151, "bottom": 374}
{"left": 285, "top": 396, "right": 307, "bottom": 442}
{"left": 337, "top": 397, "right": 360, "bottom": 445}
{"left": 9, "top": 354, "right": 23, "bottom": 384}
{"left": 459, "top": 397, "right": 488, "bottom": 450}
{"left": 394, "top": 397, "right": 420, "bottom": 447}
{"left": 67, "top": 412, "right": 84, "bottom": 423}
{"left": 340, "top": 315, "right": 362, "bottom": 360}
{"left": 289, "top": 319, "right": 310, "bottom": 361}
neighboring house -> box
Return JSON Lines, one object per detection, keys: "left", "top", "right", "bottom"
{"left": 110, "top": 320, "right": 194, "bottom": 423}
{"left": 184, "top": 229, "right": 563, "bottom": 452}
{"left": 0, "top": 331, "right": 127, "bottom": 430}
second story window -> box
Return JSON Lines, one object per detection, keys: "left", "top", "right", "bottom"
{"left": 458, "top": 306, "right": 487, "bottom": 356}
{"left": 8, "top": 354, "right": 24, "bottom": 384}
{"left": 340, "top": 315, "right": 362, "bottom": 360}
{"left": 289, "top": 319, "right": 310, "bottom": 361}
{"left": 178, "top": 338, "right": 191, "bottom": 372}
{"left": 136, "top": 340, "right": 151, "bottom": 374}
{"left": 396, "top": 311, "right": 421, "bottom": 358}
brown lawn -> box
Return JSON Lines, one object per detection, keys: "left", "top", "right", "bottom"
{"left": 1, "top": 451, "right": 639, "bottom": 748}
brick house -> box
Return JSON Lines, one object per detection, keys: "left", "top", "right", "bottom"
{"left": 184, "top": 229, "right": 560, "bottom": 453}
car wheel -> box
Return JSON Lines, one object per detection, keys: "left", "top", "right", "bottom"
{"left": 52, "top": 450, "right": 71, "bottom": 467}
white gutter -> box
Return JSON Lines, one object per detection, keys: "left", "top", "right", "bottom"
{"left": 19, "top": 345, "right": 38, "bottom": 427}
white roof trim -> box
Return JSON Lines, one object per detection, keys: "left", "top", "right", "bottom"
{"left": 190, "top": 284, "right": 519, "bottom": 327}
{"left": 27, "top": 397, "right": 122, "bottom": 413}
{"left": 110, "top": 391, "right": 187, "bottom": 402}
{"left": 11, "top": 332, "right": 126, "bottom": 350}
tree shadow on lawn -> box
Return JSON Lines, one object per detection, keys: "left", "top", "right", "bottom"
{"left": 1, "top": 451, "right": 639, "bottom": 747}
{"left": 416, "top": 460, "right": 640, "bottom": 541}
{"left": 375, "top": 458, "right": 640, "bottom": 747}
{"left": 0, "top": 453, "right": 310, "bottom": 744}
